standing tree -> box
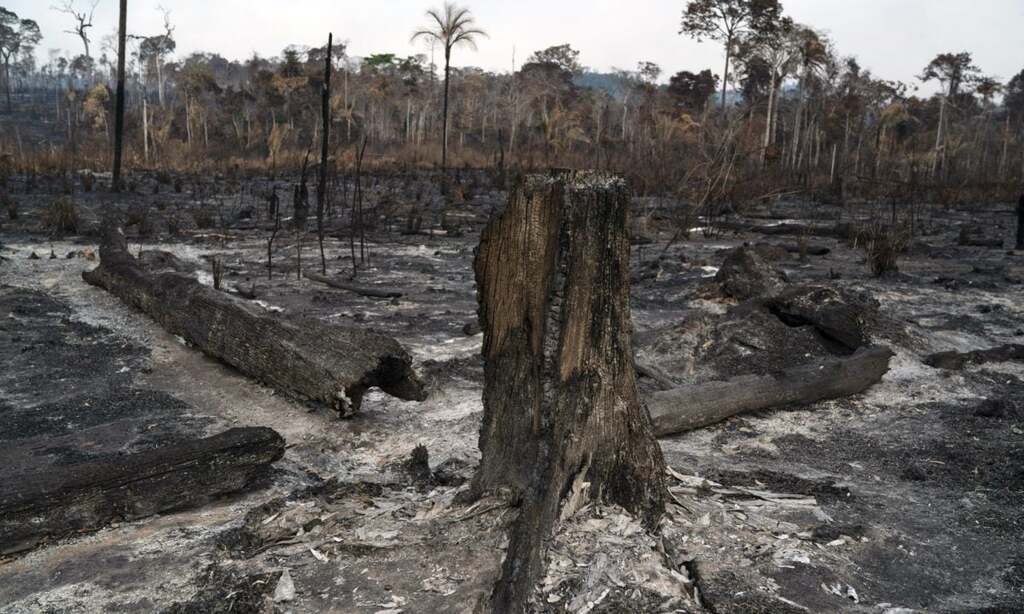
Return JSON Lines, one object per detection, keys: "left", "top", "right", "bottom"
{"left": 680, "top": 0, "right": 782, "bottom": 111}
{"left": 920, "top": 51, "right": 981, "bottom": 176}
{"left": 111, "top": 0, "right": 127, "bottom": 192}
{"left": 138, "top": 6, "right": 175, "bottom": 106}
{"left": 735, "top": 16, "right": 798, "bottom": 165}
{"left": 0, "top": 8, "right": 42, "bottom": 113}
{"left": 667, "top": 69, "right": 719, "bottom": 111}
{"left": 411, "top": 2, "right": 486, "bottom": 171}
{"left": 53, "top": 0, "right": 98, "bottom": 58}
{"left": 316, "top": 33, "right": 333, "bottom": 275}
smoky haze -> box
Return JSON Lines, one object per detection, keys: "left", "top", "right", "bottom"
{"left": 7, "top": 0, "right": 1024, "bottom": 94}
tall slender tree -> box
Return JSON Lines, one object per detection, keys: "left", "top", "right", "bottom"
{"left": 411, "top": 2, "right": 486, "bottom": 171}
{"left": 680, "top": 0, "right": 782, "bottom": 111}
{"left": 0, "top": 8, "right": 42, "bottom": 113}
{"left": 317, "top": 32, "right": 333, "bottom": 274}
{"left": 920, "top": 51, "right": 981, "bottom": 176}
{"left": 112, "top": 0, "right": 127, "bottom": 191}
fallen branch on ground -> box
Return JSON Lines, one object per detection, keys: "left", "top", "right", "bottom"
{"left": 305, "top": 272, "right": 404, "bottom": 299}
{"left": 648, "top": 346, "right": 894, "bottom": 437}
{"left": 925, "top": 344, "right": 1024, "bottom": 371}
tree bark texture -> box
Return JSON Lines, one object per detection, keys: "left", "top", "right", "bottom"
{"left": 649, "top": 346, "right": 894, "bottom": 437}
{"left": 470, "top": 171, "right": 667, "bottom": 612}
{"left": 0, "top": 427, "right": 284, "bottom": 556}
{"left": 83, "top": 225, "right": 426, "bottom": 415}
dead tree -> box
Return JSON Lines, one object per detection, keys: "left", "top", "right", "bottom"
{"left": 1017, "top": 191, "right": 1024, "bottom": 251}
{"left": 111, "top": 0, "right": 127, "bottom": 192}
{"left": 350, "top": 137, "right": 368, "bottom": 276}
{"left": 316, "top": 33, "right": 333, "bottom": 275}
{"left": 53, "top": 0, "right": 98, "bottom": 58}
{"left": 294, "top": 150, "right": 311, "bottom": 278}
{"left": 84, "top": 224, "right": 426, "bottom": 415}
{"left": 470, "top": 171, "right": 667, "bottom": 612}
{"left": 266, "top": 190, "right": 281, "bottom": 279}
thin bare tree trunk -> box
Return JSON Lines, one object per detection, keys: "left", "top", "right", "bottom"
{"left": 112, "top": 0, "right": 127, "bottom": 192}
{"left": 317, "top": 34, "right": 333, "bottom": 275}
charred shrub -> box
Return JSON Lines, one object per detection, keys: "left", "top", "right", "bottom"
{"left": 192, "top": 206, "right": 215, "bottom": 229}
{"left": 2, "top": 192, "right": 15, "bottom": 220}
{"left": 42, "top": 196, "right": 79, "bottom": 235}
{"left": 856, "top": 222, "right": 910, "bottom": 277}
{"left": 155, "top": 170, "right": 173, "bottom": 186}
{"left": 126, "top": 205, "right": 155, "bottom": 237}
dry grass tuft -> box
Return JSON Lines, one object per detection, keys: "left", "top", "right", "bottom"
{"left": 857, "top": 222, "right": 910, "bottom": 277}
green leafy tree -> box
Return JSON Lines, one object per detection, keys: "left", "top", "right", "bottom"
{"left": 1006, "top": 69, "right": 1024, "bottom": 120}
{"left": 0, "top": 7, "right": 42, "bottom": 112}
{"left": 667, "top": 69, "right": 718, "bottom": 111}
{"left": 680, "top": 0, "right": 782, "bottom": 111}
{"left": 527, "top": 44, "right": 582, "bottom": 75}
{"left": 920, "top": 51, "right": 981, "bottom": 175}
{"left": 411, "top": 2, "right": 486, "bottom": 171}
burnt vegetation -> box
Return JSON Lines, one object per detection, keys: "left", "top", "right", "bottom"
{"left": 0, "top": 0, "right": 1023, "bottom": 613}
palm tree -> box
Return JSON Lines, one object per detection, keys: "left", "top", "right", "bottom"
{"left": 411, "top": 3, "right": 486, "bottom": 171}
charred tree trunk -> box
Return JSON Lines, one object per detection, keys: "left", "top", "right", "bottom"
{"left": 317, "top": 33, "right": 333, "bottom": 275}
{"left": 111, "top": 0, "right": 127, "bottom": 192}
{"left": 1017, "top": 192, "right": 1024, "bottom": 251}
{"left": 649, "top": 346, "right": 894, "bottom": 437}
{"left": 0, "top": 427, "right": 284, "bottom": 556}
{"left": 471, "top": 171, "right": 667, "bottom": 612}
{"left": 83, "top": 224, "right": 426, "bottom": 415}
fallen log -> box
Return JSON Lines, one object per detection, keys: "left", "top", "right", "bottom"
{"left": 0, "top": 427, "right": 285, "bottom": 556}
{"left": 924, "top": 344, "right": 1024, "bottom": 371}
{"left": 648, "top": 346, "right": 894, "bottom": 437}
{"left": 83, "top": 225, "right": 426, "bottom": 415}
{"left": 305, "top": 272, "right": 404, "bottom": 299}
{"left": 716, "top": 220, "right": 853, "bottom": 239}
{"left": 779, "top": 242, "right": 831, "bottom": 256}
{"left": 959, "top": 237, "right": 1005, "bottom": 249}
{"left": 958, "top": 226, "right": 1004, "bottom": 249}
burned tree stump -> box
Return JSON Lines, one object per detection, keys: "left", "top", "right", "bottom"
{"left": 471, "top": 171, "right": 667, "bottom": 612}
{"left": 83, "top": 225, "right": 426, "bottom": 415}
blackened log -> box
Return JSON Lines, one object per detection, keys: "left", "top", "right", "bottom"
{"left": 305, "top": 272, "right": 404, "bottom": 299}
{"left": 649, "top": 346, "right": 894, "bottom": 437}
{"left": 764, "top": 285, "right": 879, "bottom": 351}
{"left": 470, "top": 171, "right": 666, "bottom": 612}
{"left": 716, "top": 220, "right": 853, "bottom": 239}
{"left": 83, "top": 225, "right": 425, "bottom": 415}
{"left": 0, "top": 427, "right": 285, "bottom": 556}
{"left": 925, "top": 344, "right": 1024, "bottom": 371}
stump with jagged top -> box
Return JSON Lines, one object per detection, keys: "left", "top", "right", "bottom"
{"left": 471, "top": 170, "right": 667, "bottom": 612}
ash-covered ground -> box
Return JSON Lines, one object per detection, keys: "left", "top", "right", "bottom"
{"left": 0, "top": 171, "right": 1022, "bottom": 613}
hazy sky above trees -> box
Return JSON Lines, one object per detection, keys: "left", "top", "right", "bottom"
{"left": 10, "top": 0, "right": 1024, "bottom": 94}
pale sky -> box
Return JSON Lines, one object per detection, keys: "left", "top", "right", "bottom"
{"left": 8, "top": 0, "right": 1024, "bottom": 95}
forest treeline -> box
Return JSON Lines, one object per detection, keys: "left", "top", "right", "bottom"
{"left": 1, "top": 1, "right": 1023, "bottom": 204}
